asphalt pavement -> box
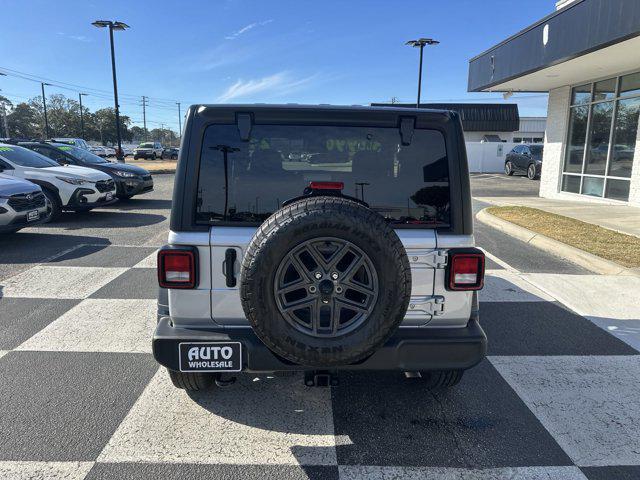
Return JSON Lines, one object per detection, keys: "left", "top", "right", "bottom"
{"left": 0, "top": 173, "right": 638, "bottom": 480}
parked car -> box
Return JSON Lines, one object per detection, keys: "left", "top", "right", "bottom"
{"left": 21, "top": 142, "right": 154, "bottom": 200}
{"left": 0, "top": 143, "right": 116, "bottom": 219}
{"left": 104, "top": 146, "right": 116, "bottom": 157}
{"left": 90, "top": 146, "right": 107, "bottom": 157}
{"left": 122, "top": 146, "right": 135, "bottom": 157}
{"left": 0, "top": 173, "right": 50, "bottom": 232}
{"left": 504, "top": 144, "right": 543, "bottom": 180}
{"left": 51, "top": 138, "right": 90, "bottom": 150}
{"left": 134, "top": 141, "right": 163, "bottom": 160}
{"left": 162, "top": 147, "right": 179, "bottom": 160}
{"left": 154, "top": 105, "right": 486, "bottom": 392}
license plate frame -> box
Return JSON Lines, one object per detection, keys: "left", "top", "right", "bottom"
{"left": 178, "top": 342, "right": 242, "bottom": 373}
{"left": 27, "top": 210, "right": 40, "bottom": 222}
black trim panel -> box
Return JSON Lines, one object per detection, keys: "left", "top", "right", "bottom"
{"left": 468, "top": 0, "right": 640, "bottom": 92}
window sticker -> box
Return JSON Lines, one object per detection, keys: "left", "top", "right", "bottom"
{"left": 0, "top": 147, "right": 14, "bottom": 152}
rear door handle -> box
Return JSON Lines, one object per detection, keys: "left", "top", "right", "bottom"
{"left": 224, "top": 248, "right": 237, "bottom": 287}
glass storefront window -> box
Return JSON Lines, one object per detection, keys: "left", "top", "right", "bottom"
{"left": 594, "top": 78, "right": 617, "bottom": 102}
{"left": 610, "top": 97, "right": 639, "bottom": 178}
{"left": 605, "top": 179, "right": 631, "bottom": 201}
{"left": 585, "top": 101, "right": 614, "bottom": 175}
{"left": 564, "top": 106, "right": 588, "bottom": 173}
{"left": 581, "top": 177, "right": 604, "bottom": 197}
{"left": 620, "top": 72, "right": 640, "bottom": 98}
{"left": 562, "top": 71, "right": 639, "bottom": 202}
{"left": 562, "top": 175, "right": 581, "bottom": 193}
{"left": 571, "top": 84, "right": 592, "bottom": 105}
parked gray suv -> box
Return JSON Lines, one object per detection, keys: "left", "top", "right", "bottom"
{"left": 154, "top": 105, "right": 486, "bottom": 392}
{"left": 0, "top": 174, "right": 49, "bottom": 233}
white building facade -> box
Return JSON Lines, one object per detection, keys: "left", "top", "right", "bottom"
{"left": 468, "top": 0, "right": 640, "bottom": 206}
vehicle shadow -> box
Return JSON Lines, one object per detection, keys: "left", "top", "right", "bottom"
{"left": 107, "top": 198, "right": 173, "bottom": 211}
{"left": 0, "top": 232, "right": 111, "bottom": 266}
{"left": 36, "top": 211, "right": 167, "bottom": 230}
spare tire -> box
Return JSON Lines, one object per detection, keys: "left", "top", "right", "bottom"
{"left": 240, "top": 196, "right": 411, "bottom": 367}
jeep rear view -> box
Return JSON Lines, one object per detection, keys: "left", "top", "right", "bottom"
{"left": 154, "top": 105, "right": 486, "bottom": 391}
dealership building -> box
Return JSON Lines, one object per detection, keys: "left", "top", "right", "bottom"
{"left": 468, "top": 0, "right": 640, "bottom": 206}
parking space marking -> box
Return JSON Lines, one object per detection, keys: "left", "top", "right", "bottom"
{"left": 16, "top": 299, "right": 157, "bottom": 354}
{"left": 481, "top": 269, "right": 555, "bottom": 302}
{"left": 0, "top": 351, "right": 7, "bottom": 361}
{"left": 132, "top": 250, "right": 158, "bottom": 269}
{"left": 338, "top": 465, "right": 588, "bottom": 480}
{"left": 98, "top": 369, "right": 337, "bottom": 466}
{"left": 0, "top": 266, "right": 127, "bottom": 299}
{"left": 490, "top": 355, "right": 640, "bottom": 467}
{"left": 0, "top": 461, "right": 94, "bottom": 480}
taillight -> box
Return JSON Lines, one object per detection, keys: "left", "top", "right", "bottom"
{"left": 309, "top": 181, "right": 344, "bottom": 191}
{"left": 158, "top": 247, "right": 198, "bottom": 289}
{"left": 446, "top": 249, "right": 485, "bottom": 291}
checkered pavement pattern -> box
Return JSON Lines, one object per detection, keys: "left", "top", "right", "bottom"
{"left": 1, "top": 244, "right": 639, "bottom": 480}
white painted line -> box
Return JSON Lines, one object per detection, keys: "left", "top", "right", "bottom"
{"left": 480, "top": 248, "right": 520, "bottom": 272}
{"left": 132, "top": 250, "right": 158, "bottom": 269}
{"left": 481, "top": 270, "right": 555, "bottom": 303}
{"left": 16, "top": 299, "right": 157, "bottom": 354}
{"left": 491, "top": 355, "right": 640, "bottom": 467}
{"left": 1, "top": 266, "right": 127, "bottom": 299}
{"left": 98, "top": 369, "right": 337, "bottom": 465}
{"left": 0, "top": 351, "right": 8, "bottom": 361}
{"left": 0, "top": 461, "right": 94, "bottom": 480}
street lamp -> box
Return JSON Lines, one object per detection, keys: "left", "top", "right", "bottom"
{"left": 405, "top": 38, "right": 439, "bottom": 108}
{"left": 78, "top": 93, "right": 88, "bottom": 139}
{"left": 92, "top": 19, "right": 130, "bottom": 162}
{"left": 41, "top": 82, "right": 52, "bottom": 139}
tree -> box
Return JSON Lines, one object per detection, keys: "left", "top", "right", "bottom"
{"left": 6, "top": 102, "right": 40, "bottom": 138}
{"left": 86, "top": 108, "right": 133, "bottom": 145}
{"left": 149, "top": 127, "right": 178, "bottom": 146}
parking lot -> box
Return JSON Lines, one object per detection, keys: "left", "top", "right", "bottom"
{"left": 1, "top": 174, "right": 639, "bottom": 480}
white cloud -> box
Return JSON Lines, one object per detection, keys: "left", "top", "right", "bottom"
{"left": 216, "top": 71, "right": 318, "bottom": 102}
{"left": 225, "top": 19, "right": 273, "bottom": 40}
{"left": 56, "top": 32, "right": 92, "bottom": 43}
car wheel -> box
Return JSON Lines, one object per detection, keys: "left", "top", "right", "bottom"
{"left": 168, "top": 368, "right": 216, "bottom": 391}
{"left": 240, "top": 196, "right": 412, "bottom": 367}
{"left": 420, "top": 370, "right": 464, "bottom": 389}
{"left": 171, "top": 154, "right": 178, "bottom": 160}
{"left": 134, "top": 155, "right": 139, "bottom": 160}
{"left": 42, "top": 189, "right": 62, "bottom": 222}
{"left": 527, "top": 164, "right": 538, "bottom": 180}
{"left": 504, "top": 161, "right": 514, "bottom": 176}
{"left": 151, "top": 153, "right": 157, "bottom": 160}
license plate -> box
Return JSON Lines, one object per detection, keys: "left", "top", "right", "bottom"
{"left": 179, "top": 342, "right": 242, "bottom": 372}
{"left": 27, "top": 210, "right": 40, "bottom": 221}
{"left": 105, "top": 192, "right": 113, "bottom": 201}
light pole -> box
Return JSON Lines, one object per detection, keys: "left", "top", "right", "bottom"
{"left": 41, "top": 82, "right": 52, "bottom": 139}
{"left": 176, "top": 102, "right": 182, "bottom": 140}
{"left": 0, "top": 72, "right": 8, "bottom": 138}
{"left": 78, "top": 93, "right": 88, "bottom": 139}
{"left": 92, "top": 20, "right": 129, "bottom": 162}
{"left": 405, "top": 38, "right": 439, "bottom": 108}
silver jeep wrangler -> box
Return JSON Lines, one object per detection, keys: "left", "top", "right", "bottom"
{"left": 154, "top": 105, "right": 486, "bottom": 391}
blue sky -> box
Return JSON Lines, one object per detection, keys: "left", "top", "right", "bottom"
{"left": 0, "top": 0, "right": 552, "bottom": 132}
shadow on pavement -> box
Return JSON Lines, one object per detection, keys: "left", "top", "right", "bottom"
{"left": 36, "top": 211, "right": 166, "bottom": 230}
{"left": 0, "top": 232, "right": 111, "bottom": 266}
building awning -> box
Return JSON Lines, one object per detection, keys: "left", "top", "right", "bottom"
{"left": 370, "top": 103, "right": 520, "bottom": 132}
{"left": 468, "top": 0, "right": 640, "bottom": 93}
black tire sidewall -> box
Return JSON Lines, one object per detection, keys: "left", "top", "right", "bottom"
{"left": 505, "top": 161, "right": 513, "bottom": 175}
{"left": 528, "top": 164, "right": 536, "bottom": 179}
{"left": 241, "top": 197, "right": 411, "bottom": 367}
{"left": 42, "top": 189, "right": 61, "bottom": 221}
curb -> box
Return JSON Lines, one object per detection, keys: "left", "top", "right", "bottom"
{"left": 476, "top": 208, "right": 640, "bottom": 277}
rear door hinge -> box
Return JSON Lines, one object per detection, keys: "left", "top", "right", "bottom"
{"left": 408, "top": 249, "right": 448, "bottom": 269}
{"left": 408, "top": 295, "right": 445, "bottom": 317}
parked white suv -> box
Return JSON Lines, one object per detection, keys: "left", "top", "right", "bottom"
{"left": 0, "top": 144, "right": 116, "bottom": 219}
{"left": 0, "top": 174, "right": 50, "bottom": 233}
{"left": 134, "top": 142, "right": 163, "bottom": 160}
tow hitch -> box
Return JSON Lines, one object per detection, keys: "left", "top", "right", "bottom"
{"left": 304, "top": 370, "right": 339, "bottom": 387}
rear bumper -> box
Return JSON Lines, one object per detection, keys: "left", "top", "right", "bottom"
{"left": 153, "top": 313, "right": 487, "bottom": 373}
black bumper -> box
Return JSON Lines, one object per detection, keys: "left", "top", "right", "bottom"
{"left": 115, "top": 177, "right": 154, "bottom": 197}
{"left": 153, "top": 314, "right": 487, "bottom": 373}
{"left": 66, "top": 188, "right": 118, "bottom": 209}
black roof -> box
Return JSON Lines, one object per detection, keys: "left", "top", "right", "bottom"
{"left": 370, "top": 103, "right": 520, "bottom": 132}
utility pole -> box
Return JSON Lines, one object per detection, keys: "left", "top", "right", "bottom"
{"left": 78, "top": 93, "right": 88, "bottom": 139}
{"left": 141, "top": 95, "right": 148, "bottom": 140}
{"left": 41, "top": 82, "right": 51, "bottom": 139}
{"left": 0, "top": 72, "right": 8, "bottom": 138}
{"left": 405, "top": 38, "right": 439, "bottom": 108}
{"left": 176, "top": 102, "right": 182, "bottom": 139}
{"left": 160, "top": 123, "right": 165, "bottom": 144}
{"left": 93, "top": 20, "right": 130, "bottom": 162}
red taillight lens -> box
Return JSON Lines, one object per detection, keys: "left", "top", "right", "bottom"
{"left": 309, "top": 181, "right": 344, "bottom": 191}
{"left": 448, "top": 252, "right": 485, "bottom": 291}
{"left": 158, "top": 249, "right": 197, "bottom": 289}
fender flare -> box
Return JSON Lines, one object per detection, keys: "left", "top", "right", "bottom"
{"left": 26, "top": 179, "right": 62, "bottom": 203}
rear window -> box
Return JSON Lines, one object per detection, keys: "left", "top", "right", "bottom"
{"left": 196, "top": 124, "right": 450, "bottom": 228}
{"left": 139, "top": 143, "right": 154, "bottom": 148}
